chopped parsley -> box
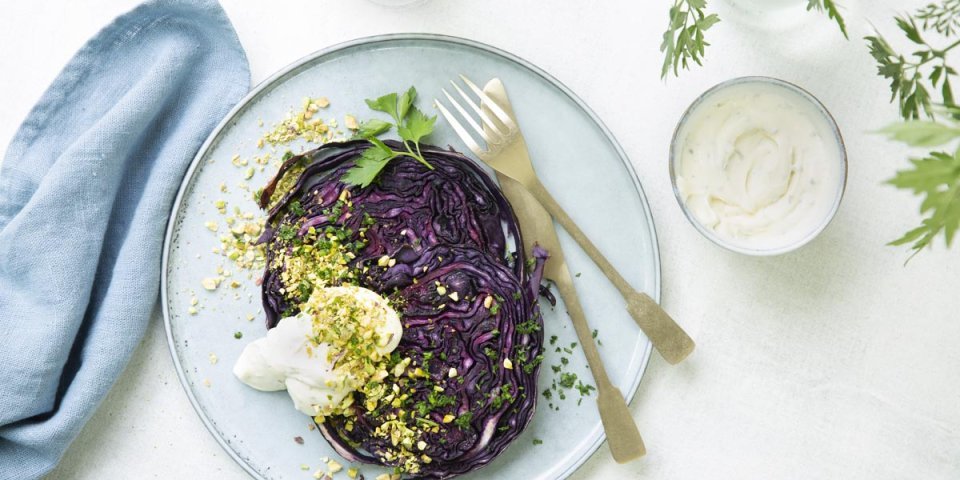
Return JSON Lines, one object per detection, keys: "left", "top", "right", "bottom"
{"left": 523, "top": 354, "right": 544, "bottom": 374}
{"left": 277, "top": 224, "right": 298, "bottom": 242}
{"left": 288, "top": 200, "right": 306, "bottom": 217}
{"left": 576, "top": 381, "right": 596, "bottom": 397}
{"left": 559, "top": 372, "right": 578, "bottom": 389}
{"left": 454, "top": 412, "right": 473, "bottom": 430}
{"left": 427, "top": 391, "right": 455, "bottom": 409}
{"left": 515, "top": 320, "right": 540, "bottom": 335}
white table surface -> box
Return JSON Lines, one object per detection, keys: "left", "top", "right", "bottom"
{"left": 2, "top": 0, "right": 959, "bottom": 478}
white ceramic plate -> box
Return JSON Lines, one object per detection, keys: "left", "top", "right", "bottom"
{"left": 162, "top": 34, "right": 659, "bottom": 480}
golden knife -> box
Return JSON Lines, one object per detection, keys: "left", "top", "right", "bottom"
{"left": 482, "top": 79, "right": 646, "bottom": 463}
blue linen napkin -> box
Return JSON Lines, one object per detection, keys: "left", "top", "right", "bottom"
{"left": 0, "top": 0, "right": 249, "bottom": 477}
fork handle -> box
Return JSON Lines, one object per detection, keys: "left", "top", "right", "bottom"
{"left": 526, "top": 179, "right": 695, "bottom": 365}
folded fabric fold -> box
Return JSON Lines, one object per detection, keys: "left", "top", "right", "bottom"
{"left": 0, "top": 1, "right": 249, "bottom": 477}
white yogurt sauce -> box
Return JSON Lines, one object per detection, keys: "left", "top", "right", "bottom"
{"left": 673, "top": 80, "right": 844, "bottom": 251}
{"left": 233, "top": 286, "right": 402, "bottom": 416}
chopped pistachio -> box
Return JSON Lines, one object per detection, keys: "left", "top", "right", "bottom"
{"left": 503, "top": 358, "right": 514, "bottom": 370}
{"left": 208, "top": 353, "right": 218, "bottom": 365}
{"left": 345, "top": 114, "right": 359, "bottom": 130}
{"left": 483, "top": 295, "right": 494, "bottom": 309}
{"left": 448, "top": 291, "right": 459, "bottom": 302}
{"left": 448, "top": 367, "right": 458, "bottom": 378}
{"left": 347, "top": 467, "right": 359, "bottom": 479}
{"left": 204, "top": 221, "right": 218, "bottom": 232}
{"left": 442, "top": 414, "right": 455, "bottom": 423}
{"left": 326, "top": 459, "right": 342, "bottom": 473}
{"left": 187, "top": 307, "right": 198, "bottom": 315}
{"left": 201, "top": 277, "right": 220, "bottom": 290}
{"left": 436, "top": 285, "right": 447, "bottom": 296}
{"left": 377, "top": 255, "right": 391, "bottom": 267}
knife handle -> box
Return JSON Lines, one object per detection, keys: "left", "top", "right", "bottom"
{"left": 552, "top": 262, "right": 646, "bottom": 463}
{"left": 526, "top": 179, "right": 695, "bottom": 365}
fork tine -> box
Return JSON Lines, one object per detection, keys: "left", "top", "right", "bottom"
{"left": 449, "top": 81, "right": 509, "bottom": 139}
{"left": 459, "top": 75, "right": 518, "bottom": 131}
{"left": 433, "top": 99, "right": 486, "bottom": 157}
{"left": 442, "top": 88, "right": 498, "bottom": 145}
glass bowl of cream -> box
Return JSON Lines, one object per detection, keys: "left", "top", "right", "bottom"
{"left": 669, "top": 76, "right": 847, "bottom": 255}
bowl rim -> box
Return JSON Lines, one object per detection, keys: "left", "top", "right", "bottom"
{"left": 668, "top": 75, "right": 848, "bottom": 256}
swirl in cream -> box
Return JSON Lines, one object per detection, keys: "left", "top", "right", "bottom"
{"left": 674, "top": 80, "right": 844, "bottom": 250}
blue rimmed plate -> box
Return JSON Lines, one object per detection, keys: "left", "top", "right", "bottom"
{"left": 161, "top": 33, "right": 659, "bottom": 480}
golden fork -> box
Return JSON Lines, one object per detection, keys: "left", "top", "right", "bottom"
{"left": 479, "top": 78, "right": 646, "bottom": 462}
{"left": 434, "top": 75, "right": 695, "bottom": 365}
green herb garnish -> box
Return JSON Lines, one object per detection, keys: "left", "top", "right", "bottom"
{"left": 277, "top": 224, "right": 298, "bottom": 242}
{"left": 660, "top": 1, "right": 848, "bottom": 80}
{"left": 918, "top": 0, "right": 960, "bottom": 35}
{"left": 866, "top": 15, "right": 960, "bottom": 120}
{"left": 558, "top": 372, "right": 578, "bottom": 389}
{"left": 660, "top": 0, "right": 720, "bottom": 79}
{"left": 454, "top": 412, "right": 473, "bottom": 430}
{"left": 523, "top": 354, "right": 544, "bottom": 374}
{"left": 515, "top": 320, "right": 540, "bottom": 335}
{"left": 806, "top": 0, "right": 848, "bottom": 39}
{"left": 342, "top": 87, "right": 436, "bottom": 188}
{"left": 869, "top": 2, "right": 960, "bottom": 257}
{"left": 288, "top": 200, "right": 305, "bottom": 217}
{"left": 877, "top": 127, "right": 960, "bottom": 255}
{"left": 576, "top": 381, "right": 596, "bottom": 397}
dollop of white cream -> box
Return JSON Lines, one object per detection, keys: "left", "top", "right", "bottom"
{"left": 233, "top": 286, "right": 402, "bottom": 416}
{"left": 674, "top": 81, "right": 843, "bottom": 250}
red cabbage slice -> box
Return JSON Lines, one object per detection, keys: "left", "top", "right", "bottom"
{"left": 257, "top": 141, "right": 547, "bottom": 478}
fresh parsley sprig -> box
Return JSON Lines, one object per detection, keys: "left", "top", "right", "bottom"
{"left": 877, "top": 120, "right": 960, "bottom": 256}
{"left": 660, "top": 0, "right": 720, "bottom": 79}
{"left": 917, "top": 0, "right": 960, "bottom": 36}
{"left": 866, "top": 14, "right": 960, "bottom": 120}
{"left": 342, "top": 87, "right": 436, "bottom": 188}
{"left": 870, "top": 2, "right": 960, "bottom": 258}
{"left": 660, "top": 1, "right": 849, "bottom": 80}
{"left": 807, "top": 0, "right": 849, "bottom": 39}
